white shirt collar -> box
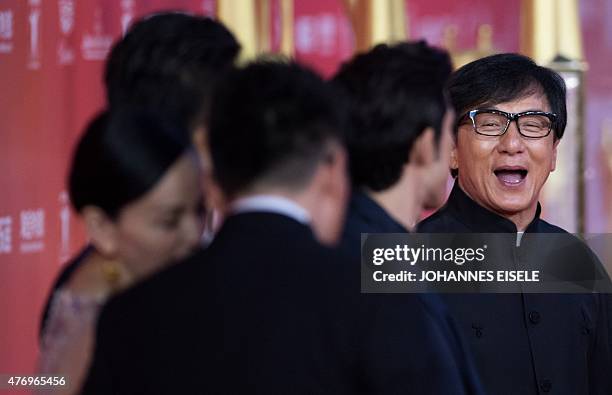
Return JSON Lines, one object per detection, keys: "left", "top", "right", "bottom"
{"left": 516, "top": 231, "right": 525, "bottom": 247}
{"left": 231, "top": 195, "right": 311, "bottom": 225}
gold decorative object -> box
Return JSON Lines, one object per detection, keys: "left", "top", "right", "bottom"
{"left": 217, "top": 0, "right": 257, "bottom": 60}
{"left": 521, "top": 0, "right": 586, "bottom": 233}
{"left": 521, "top": 0, "right": 583, "bottom": 65}
{"left": 342, "top": 0, "right": 406, "bottom": 53}
{"left": 444, "top": 24, "right": 497, "bottom": 69}
{"left": 219, "top": 0, "right": 293, "bottom": 59}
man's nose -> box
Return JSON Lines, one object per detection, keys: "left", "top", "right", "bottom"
{"left": 496, "top": 120, "right": 525, "bottom": 155}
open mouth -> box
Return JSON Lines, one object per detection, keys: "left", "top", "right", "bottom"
{"left": 493, "top": 167, "right": 528, "bottom": 186}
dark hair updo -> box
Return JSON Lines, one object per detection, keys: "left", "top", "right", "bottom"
{"left": 69, "top": 108, "right": 191, "bottom": 219}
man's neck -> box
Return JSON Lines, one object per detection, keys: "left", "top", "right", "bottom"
{"left": 502, "top": 207, "right": 538, "bottom": 232}
{"left": 367, "top": 169, "right": 423, "bottom": 232}
{"left": 457, "top": 179, "right": 537, "bottom": 232}
{"left": 230, "top": 193, "right": 311, "bottom": 225}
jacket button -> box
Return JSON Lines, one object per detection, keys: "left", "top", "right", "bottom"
{"left": 540, "top": 379, "right": 552, "bottom": 392}
{"left": 528, "top": 311, "right": 540, "bottom": 324}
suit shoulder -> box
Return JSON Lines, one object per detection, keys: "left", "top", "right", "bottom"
{"left": 417, "top": 206, "right": 462, "bottom": 233}
{"left": 100, "top": 248, "right": 207, "bottom": 324}
{"left": 537, "top": 218, "right": 568, "bottom": 233}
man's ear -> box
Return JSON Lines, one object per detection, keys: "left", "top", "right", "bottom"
{"left": 411, "top": 128, "right": 436, "bottom": 167}
{"left": 450, "top": 134, "right": 459, "bottom": 173}
{"left": 81, "top": 206, "right": 119, "bottom": 257}
{"left": 321, "top": 144, "right": 348, "bottom": 198}
{"left": 550, "top": 138, "right": 560, "bottom": 172}
{"left": 191, "top": 126, "right": 212, "bottom": 172}
{"left": 310, "top": 144, "right": 349, "bottom": 246}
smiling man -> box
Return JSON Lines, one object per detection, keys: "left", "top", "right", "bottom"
{"left": 418, "top": 53, "right": 612, "bottom": 395}
{"left": 443, "top": 54, "right": 564, "bottom": 232}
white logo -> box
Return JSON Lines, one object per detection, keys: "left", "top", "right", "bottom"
{"left": 295, "top": 16, "right": 315, "bottom": 54}
{"left": 20, "top": 209, "right": 45, "bottom": 253}
{"left": 0, "top": 10, "right": 13, "bottom": 39}
{"left": 295, "top": 14, "right": 338, "bottom": 56}
{"left": 81, "top": 6, "right": 113, "bottom": 61}
{"left": 59, "top": 192, "right": 71, "bottom": 263}
{"left": 201, "top": 0, "right": 216, "bottom": 17}
{"left": 57, "top": 0, "right": 75, "bottom": 65}
{"left": 59, "top": 0, "right": 74, "bottom": 35}
{"left": 21, "top": 209, "right": 44, "bottom": 240}
{"left": 0, "top": 9, "right": 14, "bottom": 54}
{"left": 0, "top": 216, "right": 12, "bottom": 254}
{"left": 120, "top": 0, "right": 134, "bottom": 35}
{"left": 28, "top": 0, "right": 42, "bottom": 69}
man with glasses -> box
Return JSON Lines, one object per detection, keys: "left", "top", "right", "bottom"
{"left": 419, "top": 53, "right": 612, "bottom": 394}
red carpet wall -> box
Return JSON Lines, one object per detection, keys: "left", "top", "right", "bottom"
{"left": 1, "top": 0, "right": 611, "bottom": 385}
{"left": 0, "top": 0, "right": 220, "bottom": 378}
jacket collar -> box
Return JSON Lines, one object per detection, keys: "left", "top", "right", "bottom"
{"left": 349, "top": 190, "right": 407, "bottom": 233}
{"left": 444, "top": 180, "right": 542, "bottom": 233}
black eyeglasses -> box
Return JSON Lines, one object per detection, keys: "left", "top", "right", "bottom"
{"left": 461, "top": 109, "right": 557, "bottom": 138}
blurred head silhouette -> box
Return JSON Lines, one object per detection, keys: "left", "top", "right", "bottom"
{"left": 208, "top": 61, "right": 349, "bottom": 245}
{"left": 70, "top": 108, "right": 204, "bottom": 278}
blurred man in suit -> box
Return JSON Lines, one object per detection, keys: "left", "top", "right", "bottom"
{"left": 333, "top": 41, "right": 483, "bottom": 395}
{"left": 82, "top": 61, "right": 479, "bottom": 394}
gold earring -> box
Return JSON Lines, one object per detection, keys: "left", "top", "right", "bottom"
{"left": 102, "top": 259, "right": 124, "bottom": 290}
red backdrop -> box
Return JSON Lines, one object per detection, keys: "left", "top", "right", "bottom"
{"left": 2, "top": 0, "right": 610, "bottom": 390}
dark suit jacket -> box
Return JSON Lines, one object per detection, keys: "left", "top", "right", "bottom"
{"left": 82, "top": 212, "right": 479, "bottom": 394}
{"left": 418, "top": 182, "right": 612, "bottom": 395}
{"left": 340, "top": 191, "right": 485, "bottom": 395}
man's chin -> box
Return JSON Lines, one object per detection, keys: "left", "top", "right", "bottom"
{"left": 423, "top": 193, "right": 447, "bottom": 211}
{"left": 489, "top": 198, "right": 533, "bottom": 218}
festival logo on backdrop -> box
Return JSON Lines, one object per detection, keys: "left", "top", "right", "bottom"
{"left": 0, "top": 216, "right": 12, "bottom": 254}
{"left": 295, "top": 13, "right": 338, "bottom": 56}
{"left": 57, "top": 0, "right": 75, "bottom": 65}
{"left": 0, "top": 8, "right": 14, "bottom": 55}
{"left": 81, "top": 5, "right": 113, "bottom": 61}
{"left": 120, "top": 0, "right": 135, "bottom": 35}
{"left": 58, "top": 192, "right": 71, "bottom": 264}
{"left": 20, "top": 208, "right": 45, "bottom": 254}
{"left": 28, "top": 0, "right": 42, "bottom": 69}
{"left": 201, "top": 0, "right": 216, "bottom": 17}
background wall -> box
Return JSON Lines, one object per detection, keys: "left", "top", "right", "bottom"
{"left": 1, "top": 0, "right": 611, "bottom": 386}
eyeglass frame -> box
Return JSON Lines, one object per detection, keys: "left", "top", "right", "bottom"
{"left": 459, "top": 109, "right": 558, "bottom": 139}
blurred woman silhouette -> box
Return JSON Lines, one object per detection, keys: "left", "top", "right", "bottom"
{"left": 38, "top": 108, "right": 203, "bottom": 394}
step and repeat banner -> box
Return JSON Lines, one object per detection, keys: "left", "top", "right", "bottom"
{"left": 2, "top": 0, "right": 611, "bottom": 383}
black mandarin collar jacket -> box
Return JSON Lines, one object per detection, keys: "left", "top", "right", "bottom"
{"left": 418, "top": 180, "right": 612, "bottom": 395}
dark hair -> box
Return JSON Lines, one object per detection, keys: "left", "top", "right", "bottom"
{"left": 208, "top": 61, "right": 345, "bottom": 198}
{"left": 105, "top": 13, "right": 240, "bottom": 132}
{"left": 332, "top": 41, "right": 452, "bottom": 191}
{"left": 69, "top": 108, "right": 191, "bottom": 219}
{"left": 448, "top": 53, "right": 567, "bottom": 139}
